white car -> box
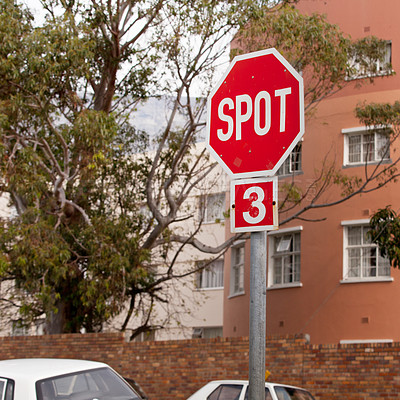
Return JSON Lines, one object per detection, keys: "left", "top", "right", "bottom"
{"left": 187, "top": 380, "right": 316, "bottom": 400}
{"left": 0, "top": 358, "right": 141, "bottom": 400}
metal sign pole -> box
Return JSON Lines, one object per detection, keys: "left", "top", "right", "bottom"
{"left": 248, "top": 230, "right": 267, "bottom": 400}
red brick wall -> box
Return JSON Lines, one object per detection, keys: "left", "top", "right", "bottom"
{"left": 0, "top": 333, "right": 399, "bottom": 399}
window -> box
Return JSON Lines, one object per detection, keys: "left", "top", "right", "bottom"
{"left": 343, "top": 127, "right": 390, "bottom": 165}
{"left": 230, "top": 244, "right": 245, "bottom": 296}
{"left": 277, "top": 142, "right": 302, "bottom": 176}
{"left": 35, "top": 318, "right": 45, "bottom": 335}
{"left": 11, "top": 319, "right": 28, "bottom": 336}
{"left": 202, "top": 193, "right": 226, "bottom": 223}
{"left": 348, "top": 40, "right": 392, "bottom": 79}
{"left": 37, "top": 368, "right": 140, "bottom": 400}
{"left": 269, "top": 229, "right": 301, "bottom": 287}
{"left": 133, "top": 330, "right": 155, "bottom": 342}
{"left": 0, "top": 378, "right": 14, "bottom": 400}
{"left": 207, "top": 384, "right": 243, "bottom": 400}
{"left": 275, "top": 386, "right": 315, "bottom": 400}
{"left": 192, "top": 327, "right": 223, "bottom": 339}
{"left": 244, "top": 387, "right": 273, "bottom": 400}
{"left": 196, "top": 259, "right": 224, "bottom": 289}
{"left": 343, "top": 222, "right": 391, "bottom": 282}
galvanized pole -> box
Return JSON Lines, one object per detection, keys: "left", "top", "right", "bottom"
{"left": 248, "top": 230, "right": 267, "bottom": 400}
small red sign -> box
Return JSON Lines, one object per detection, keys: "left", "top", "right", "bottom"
{"left": 231, "top": 177, "right": 278, "bottom": 233}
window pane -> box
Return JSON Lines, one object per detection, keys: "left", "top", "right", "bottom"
{"left": 273, "top": 259, "right": 282, "bottom": 285}
{"left": 231, "top": 246, "right": 244, "bottom": 294}
{"left": 244, "top": 387, "right": 273, "bottom": 400}
{"left": 205, "top": 193, "right": 225, "bottom": 223}
{"left": 294, "top": 254, "right": 301, "bottom": 281}
{"left": 275, "top": 386, "right": 315, "bottom": 400}
{"left": 0, "top": 380, "right": 5, "bottom": 399}
{"left": 347, "top": 226, "right": 361, "bottom": 245}
{"left": 37, "top": 368, "right": 139, "bottom": 400}
{"left": 208, "top": 385, "right": 242, "bottom": 400}
{"left": 277, "top": 143, "right": 302, "bottom": 176}
{"left": 362, "top": 247, "right": 377, "bottom": 277}
{"left": 271, "top": 232, "right": 301, "bottom": 285}
{"left": 377, "top": 133, "right": 390, "bottom": 160}
{"left": 203, "top": 327, "right": 223, "bottom": 339}
{"left": 348, "top": 135, "right": 361, "bottom": 163}
{"left": 277, "top": 236, "right": 292, "bottom": 252}
{"left": 347, "top": 130, "right": 391, "bottom": 165}
{"left": 198, "top": 259, "right": 224, "bottom": 289}
{"left": 293, "top": 233, "right": 301, "bottom": 252}
{"left": 378, "top": 254, "right": 391, "bottom": 276}
{"left": 291, "top": 143, "right": 302, "bottom": 172}
{"left": 345, "top": 225, "right": 391, "bottom": 280}
{"left": 362, "top": 133, "right": 375, "bottom": 162}
{"left": 348, "top": 248, "right": 361, "bottom": 277}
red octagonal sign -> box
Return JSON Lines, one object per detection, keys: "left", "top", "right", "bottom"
{"left": 207, "top": 48, "right": 304, "bottom": 178}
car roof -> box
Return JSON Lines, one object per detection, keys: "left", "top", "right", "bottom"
{"left": 0, "top": 358, "right": 108, "bottom": 381}
{"left": 203, "top": 380, "right": 305, "bottom": 390}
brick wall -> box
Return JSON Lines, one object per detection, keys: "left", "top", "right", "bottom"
{"left": 0, "top": 333, "right": 399, "bottom": 399}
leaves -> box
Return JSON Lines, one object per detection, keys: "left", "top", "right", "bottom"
{"left": 355, "top": 101, "right": 400, "bottom": 128}
{"left": 233, "top": 4, "right": 391, "bottom": 112}
{"left": 0, "top": 0, "right": 274, "bottom": 335}
{"left": 368, "top": 207, "right": 400, "bottom": 269}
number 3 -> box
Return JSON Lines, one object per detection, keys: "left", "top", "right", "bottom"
{"left": 243, "top": 186, "right": 266, "bottom": 224}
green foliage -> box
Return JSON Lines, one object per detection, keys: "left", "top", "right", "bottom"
{"left": 280, "top": 182, "right": 303, "bottom": 205}
{"left": 368, "top": 207, "right": 400, "bottom": 269}
{"left": 332, "top": 171, "right": 363, "bottom": 197}
{"left": 348, "top": 36, "right": 393, "bottom": 80}
{"left": 355, "top": 101, "right": 400, "bottom": 185}
{"left": 355, "top": 101, "right": 400, "bottom": 128}
{"left": 232, "top": 5, "right": 390, "bottom": 111}
{"left": 1, "top": 0, "right": 285, "bottom": 335}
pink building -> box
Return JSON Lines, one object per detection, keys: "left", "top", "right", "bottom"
{"left": 223, "top": 0, "right": 400, "bottom": 344}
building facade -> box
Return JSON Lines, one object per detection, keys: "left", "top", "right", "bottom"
{"left": 223, "top": 0, "right": 400, "bottom": 344}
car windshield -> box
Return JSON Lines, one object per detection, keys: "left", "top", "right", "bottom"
{"left": 36, "top": 367, "right": 140, "bottom": 400}
{"left": 275, "top": 386, "right": 315, "bottom": 400}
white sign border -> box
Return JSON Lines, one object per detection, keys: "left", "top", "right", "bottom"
{"left": 230, "top": 176, "right": 279, "bottom": 233}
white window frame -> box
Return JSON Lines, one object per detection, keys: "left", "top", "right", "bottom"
{"left": 343, "top": 126, "right": 391, "bottom": 166}
{"left": 341, "top": 219, "right": 392, "bottom": 283}
{"left": 267, "top": 226, "right": 303, "bottom": 289}
{"left": 277, "top": 142, "right": 303, "bottom": 176}
{"left": 229, "top": 243, "right": 245, "bottom": 297}
{"left": 196, "top": 258, "right": 224, "bottom": 290}
{"left": 201, "top": 192, "right": 226, "bottom": 223}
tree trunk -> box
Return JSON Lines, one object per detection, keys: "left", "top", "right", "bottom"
{"left": 45, "top": 301, "right": 67, "bottom": 334}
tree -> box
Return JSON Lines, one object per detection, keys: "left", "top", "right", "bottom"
{"left": 232, "top": 5, "right": 392, "bottom": 114}
{"left": 362, "top": 101, "right": 400, "bottom": 269}
{"left": 368, "top": 206, "right": 400, "bottom": 269}
{"left": 0, "top": 0, "right": 295, "bottom": 336}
